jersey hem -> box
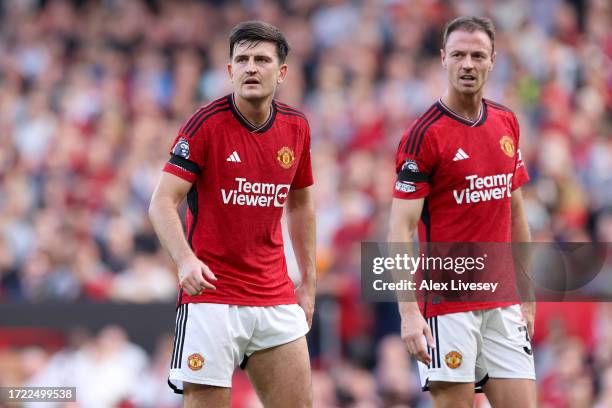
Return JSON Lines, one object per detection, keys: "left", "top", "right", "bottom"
{"left": 423, "top": 301, "right": 518, "bottom": 318}
{"left": 179, "top": 297, "right": 298, "bottom": 307}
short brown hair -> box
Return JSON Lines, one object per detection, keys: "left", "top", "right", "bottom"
{"left": 229, "top": 21, "right": 290, "bottom": 64}
{"left": 442, "top": 16, "right": 496, "bottom": 52}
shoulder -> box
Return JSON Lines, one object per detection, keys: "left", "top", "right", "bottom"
{"left": 274, "top": 100, "right": 309, "bottom": 128}
{"left": 179, "top": 95, "right": 232, "bottom": 138}
{"left": 483, "top": 98, "right": 517, "bottom": 120}
{"left": 401, "top": 103, "right": 444, "bottom": 156}
{"left": 483, "top": 99, "right": 521, "bottom": 137}
{"left": 409, "top": 103, "right": 446, "bottom": 131}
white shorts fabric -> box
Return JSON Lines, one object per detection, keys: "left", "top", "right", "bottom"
{"left": 418, "top": 304, "right": 535, "bottom": 392}
{"left": 168, "top": 303, "right": 309, "bottom": 392}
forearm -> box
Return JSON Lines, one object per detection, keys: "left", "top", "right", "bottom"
{"left": 511, "top": 190, "right": 534, "bottom": 303}
{"left": 388, "top": 218, "right": 414, "bottom": 243}
{"left": 149, "top": 197, "right": 194, "bottom": 265}
{"left": 512, "top": 207, "right": 531, "bottom": 243}
{"left": 388, "top": 213, "right": 420, "bottom": 314}
{"left": 287, "top": 204, "right": 316, "bottom": 288}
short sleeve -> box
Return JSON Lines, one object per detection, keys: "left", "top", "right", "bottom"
{"left": 162, "top": 112, "right": 207, "bottom": 184}
{"left": 393, "top": 126, "right": 437, "bottom": 200}
{"left": 510, "top": 115, "right": 529, "bottom": 191}
{"left": 291, "top": 122, "right": 314, "bottom": 190}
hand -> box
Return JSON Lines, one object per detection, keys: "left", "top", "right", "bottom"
{"left": 296, "top": 281, "right": 315, "bottom": 328}
{"left": 520, "top": 302, "right": 536, "bottom": 339}
{"left": 400, "top": 310, "right": 435, "bottom": 365}
{"left": 177, "top": 256, "right": 217, "bottom": 296}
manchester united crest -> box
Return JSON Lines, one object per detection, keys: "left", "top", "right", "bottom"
{"left": 187, "top": 353, "right": 205, "bottom": 371}
{"left": 445, "top": 351, "right": 463, "bottom": 369}
{"left": 499, "top": 135, "right": 515, "bottom": 157}
{"left": 277, "top": 147, "right": 295, "bottom": 169}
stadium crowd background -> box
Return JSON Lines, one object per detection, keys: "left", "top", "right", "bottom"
{"left": 0, "top": 0, "right": 611, "bottom": 406}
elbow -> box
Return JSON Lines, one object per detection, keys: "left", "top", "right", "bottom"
{"left": 148, "top": 195, "right": 161, "bottom": 223}
{"left": 388, "top": 221, "right": 417, "bottom": 242}
{"left": 148, "top": 199, "right": 156, "bottom": 223}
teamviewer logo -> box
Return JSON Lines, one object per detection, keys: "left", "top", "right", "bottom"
{"left": 274, "top": 185, "right": 290, "bottom": 207}
{"left": 221, "top": 178, "right": 290, "bottom": 208}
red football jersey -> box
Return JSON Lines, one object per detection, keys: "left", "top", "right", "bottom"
{"left": 163, "top": 94, "right": 313, "bottom": 306}
{"left": 393, "top": 98, "right": 529, "bottom": 317}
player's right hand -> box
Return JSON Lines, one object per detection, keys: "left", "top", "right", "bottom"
{"left": 400, "top": 310, "right": 435, "bottom": 365}
{"left": 177, "top": 256, "right": 217, "bottom": 296}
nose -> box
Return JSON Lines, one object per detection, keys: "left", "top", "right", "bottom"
{"left": 246, "top": 58, "right": 257, "bottom": 74}
{"left": 461, "top": 56, "right": 474, "bottom": 70}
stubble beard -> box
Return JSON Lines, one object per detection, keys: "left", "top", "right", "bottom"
{"left": 238, "top": 83, "right": 276, "bottom": 104}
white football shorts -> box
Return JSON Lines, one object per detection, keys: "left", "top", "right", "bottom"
{"left": 168, "top": 303, "right": 309, "bottom": 392}
{"left": 418, "top": 304, "right": 535, "bottom": 392}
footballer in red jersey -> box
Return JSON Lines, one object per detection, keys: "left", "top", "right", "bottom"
{"left": 149, "top": 21, "right": 315, "bottom": 407}
{"left": 388, "top": 17, "right": 536, "bottom": 407}
{"left": 163, "top": 93, "right": 312, "bottom": 307}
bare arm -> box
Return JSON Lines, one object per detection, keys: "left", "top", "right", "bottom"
{"left": 148, "top": 172, "right": 216, "bottom": 295}
{"left": 511, "top": 188, "right": 535, "bottom": 338}
{"left": 511, "top": 189, "right": 531, "bottom": 243}
{"left": 388, "top": 197, "right": 434, "bottom": 364}
{"left": 286, "top": 186, "right": 316, "bottom": 327}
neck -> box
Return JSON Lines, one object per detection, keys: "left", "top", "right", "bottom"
{"left": 441, "top": 89, "right": 483, "bottom": 121}
{"left": 233, "top": 94, "right": 273, "bottom": 127}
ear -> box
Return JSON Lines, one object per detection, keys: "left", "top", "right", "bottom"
{"left": 489, "top": 51, "right": 497, "bottom": 71}
{"left": 277, "top": 63, "right": 288, "bottom": 84}
{"left": 440, "top": 48, "right": 446, "bottom": 69}
{"left": 227, "top": 63, "right": 233, "bottom": 82}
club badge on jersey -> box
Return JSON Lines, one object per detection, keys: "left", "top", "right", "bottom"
{"left": 277, "top": 147, "right": 295, "bottom": 169}
{"left": 499, "top": 135, "right": 514, "bottom": 157}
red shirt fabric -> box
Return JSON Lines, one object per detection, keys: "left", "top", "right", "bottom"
{"left": 393, "top": 99, "right": 529, "bottom": 317}
{"left": 163, "top": 94, "right": 313, "bottom": 306}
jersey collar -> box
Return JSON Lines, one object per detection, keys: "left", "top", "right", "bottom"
{"left": 229, "top": 93, "right": 277, "bottom": 133}
{"left": 436, "top": 98, "right": 488, "bottom": 127}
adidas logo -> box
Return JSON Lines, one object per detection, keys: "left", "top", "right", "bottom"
{"left": 226, "top": 151, "right": 241, "bottom": 163}
{"left": 453, "top": 148, "right": 469, "bottom": 161}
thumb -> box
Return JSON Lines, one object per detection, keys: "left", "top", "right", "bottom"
{"left": 424, "top": 324, "right": 435, "bottom": 349}
{"left": 200, "top": 263, "right": 217, "bottom": 281}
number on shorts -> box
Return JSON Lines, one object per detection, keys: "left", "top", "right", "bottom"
{"left": 518, "top": 325, "right": 532, "bottom": 355}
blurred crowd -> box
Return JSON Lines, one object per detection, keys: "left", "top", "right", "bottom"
{"left": 0, "top": 0, "right": 611, "bottom": 406}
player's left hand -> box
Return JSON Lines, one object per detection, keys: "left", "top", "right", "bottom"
{"left": 520, "top": 302, "right": 536, "bottom": 339}
{"left": 296, "top": 282, "right": 315, "bottom": 328}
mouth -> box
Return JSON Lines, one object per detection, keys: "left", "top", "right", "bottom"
{"left": 243, "top": 78, "right": 261, "bottom": 86}
{"left": 459, "top": 74, "right": 477, "bottom": 83}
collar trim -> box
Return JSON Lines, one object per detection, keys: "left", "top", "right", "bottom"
{"left": 229, "top": 94, "right": 276, "bottom": 133}
{"left": 437, "top": 99, "right": 487, "bottom": 127}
